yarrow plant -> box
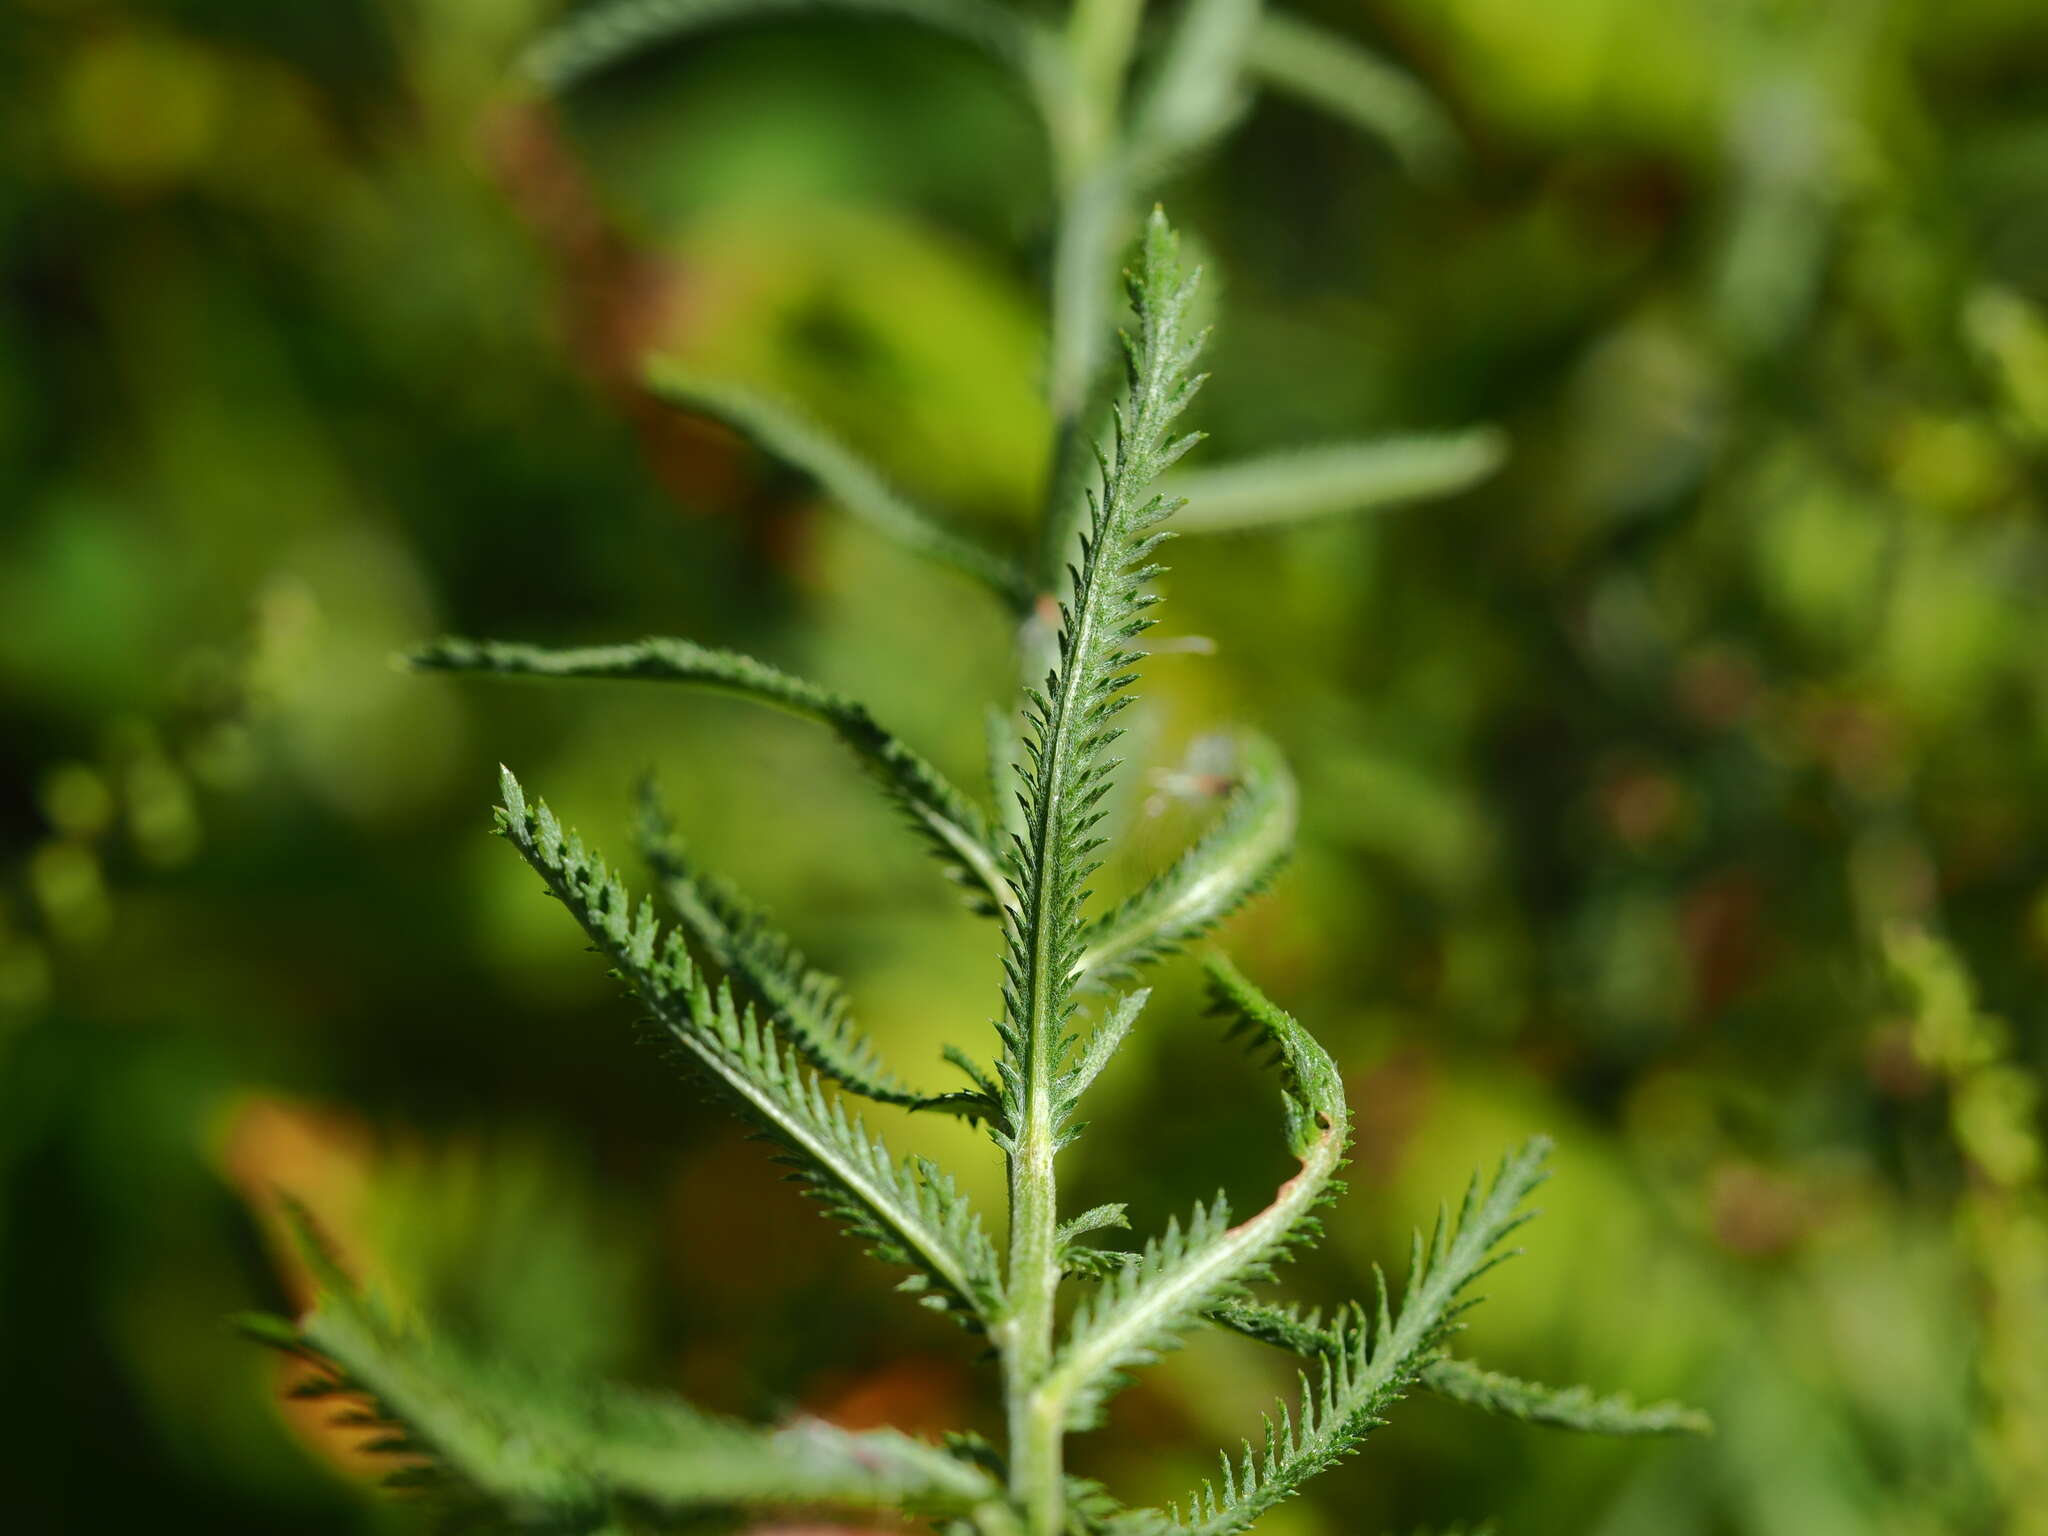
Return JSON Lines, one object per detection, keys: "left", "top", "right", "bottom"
{"left": 244, "top": 210, "right": 1706, "bottom": 1536}
{"left": 243, "top": 1, "right": 1708, "bottom": 1528}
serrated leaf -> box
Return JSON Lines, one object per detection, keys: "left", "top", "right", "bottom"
{"left": 1077, "top": 735, "right": 1296, "bottom": 983}
{"left": 637, "top": 779, "right": 996, "bottom": 1121}
{"left": 1055, "top": 988, "right": 1149, "bottom": 1129}
{"left": 1067, "top": 1473, "right": 1134, "bottom": 1535}
{"left": 1057, "top": 1204, "right": 1133, "bottom": 1244}
{"left": 1042, "top": 957, "right": 1349, "bottom": 1430}
{"left": 1000, "top": 209, "right": 1209, "bottom": 1131}
{"left": 1109, "top": 1139, "right": 1552, "bottom": 1536}
{"left": 1211, "top": 1302, "right": 1710, "bottom": 1437}
{"left": 1203, "top": 1297, "right": 1347, "bottom": 1360}
{"left": 244, "top": 1287, "right": 998, "bottom": 1523}
{"left": 1061, "top": 1244, "right": 1139, "bottom": 1280}
{"left": 999, "top": 214, "right": 1211, "bottom": 1433}
{"left": 412, "top": 636, "right": 1011, "bottom": 915}
{"left": 1418, "top": 1356, "right": 1712, "bottom": 1437}
{"left": 1058, "top": 1203, "right": 1138, "bottom": 1279}
{"left": 496, "top": 768, "right": 1003, "bottom": 1330}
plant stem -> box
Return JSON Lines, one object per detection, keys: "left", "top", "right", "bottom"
{"left": 1004, "top": 9, "right": 1150, "bottom": 1531}
{"left": 1003, "top": 1108, "right": 1064, "bottom": 1536}
{"left": 1003, "top": 529, "right": 1118, "bottom": 1533}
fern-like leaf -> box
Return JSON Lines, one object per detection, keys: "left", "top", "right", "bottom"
{"left": 1062, "top": 1245, "right": 1140, "bottom": 1280}
{"left": 1058, "top": 1204, "right": 1133, "bottom": 1244}
{"left": 1055, "top": 986, "right": 1149, "bottom": 1130}
{"left": 1211, "top": 1301, "right": 1710, "bottom": 1437}
{"left": 1109, "top": 1139, "right": 1552, "bottom": 1536}
{"left": 643, "top": 364, "right": 1034, "bottom": 608}
{"left": 1418, "top": 1356, "right": 1711, "bottom": 1437}
{"left": 1204, "top": 1296, "right": 1350, "bottom": 1359}
{"left": 636, "top": 780, "right": 997, "bottom": 1121}
{"left": 497, "top": 767, "right": 1003, "bottom": 1330}
{"left": 243, "top": 1281, "right": 999, "bottom": 1525}
{"left": 413, "top": 636, "right": 1011, "bottom": 914}
{"left": 1077, "top": 734, "right": 1296, "bottom": 984}
{"left": 998, "top": 206, "right": 1206, "bottom": 1128}
{"left": 1058, "top": 1205, "right": 1137, "bottom": 1278}
{"left": 1042, "top": 956, "right": 1349, "bottom": 1430}
{"left": 998, "top": 207, "right": 1209, "bottom": 1364}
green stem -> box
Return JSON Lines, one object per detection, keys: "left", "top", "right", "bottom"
{"left": 1004, "top": 511, "right": 1125, "bottom": 1531}
{"left": 1005, "top": 8, "right": 1151, "bottom": 1531}
{"left": 998, "top": 927, "right": 1061, "bottom": 1536}
{"left": 1004, "top": 1117, "right": 1063, "bottom": 1536}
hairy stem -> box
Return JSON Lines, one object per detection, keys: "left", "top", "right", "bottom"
{"left": 1001, "top": 514, "right": 1122, "bottom": 1528}
{"left": 1003, "top": 211, "right": 1202, "bottom": 1536}
{"left": 1006, "top": 13, "right": 1151, "bottom": 1528}
{"left": 1006, "top": 1155, "right": 1064, "bottom": 1533}
{"left": 1008, "top": 6, "right": 1161, "bottom": 1523}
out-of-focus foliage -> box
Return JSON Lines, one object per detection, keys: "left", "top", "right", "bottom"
{"left": 1, "top": 0, "right": 2045, "bottom": 1533}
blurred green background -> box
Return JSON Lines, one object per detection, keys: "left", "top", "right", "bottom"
{"left": 4, "top": 0, "right": 2047, "bottom": 1532}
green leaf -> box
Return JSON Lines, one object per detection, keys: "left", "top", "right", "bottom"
{"left": 636, "top": 780, "right": 997, "bottom": 1121}
{"left": 412, "top": 636, "right": 1012, "bottom": 915}
{"left": 1056, "top": 987, "right": 1149, "bottom": 1123}
{"left": 1057, "top": 1204, "right": 1132, "bottom": 1244}
{"left": 1062, "top": 1244, "right": 1139, "bottom": 1280}
{"left": 1243, "top": 14, "right": 1463, "bottom": 182}
{"left": 523, "top": 0, "right": 1041, "bottom": 94}
{"left": 1201, "top": 955, "right": 1347, "bottom": 1162}
{"left": 1203, "top": 1296, "right": 1350, "bottom": 1359}
{"left": 1077, "top": 734, "right": 1296, "bottom": 983}
{"left": 1042, "top": 957, "right": 1349, "bottom": 1431}
{"left": 1110, "top": 1139, "right": 1553, "bottom": 1536}
{"left": 643, "top": 364, "right": 1035, "bottom": 608}
{"left": 998, "top": 206, "right": 1209, "bottom": 1144}
{"left": 245, "top": 1285, "right": 1000, "bottom": 1525}
{"left": 496, "top": 767, "right": 1003, "bottom": 1330}
{"left": 1160, "top": 429, "right": 1507, "bottom": 535}
{"left": 1067, "top": 1474, "right": 1136, "bottom": 1535}
{"left": 1130, "top": 0, "right": 1262, "bottom": 172}
{"left": 1418, "top": 1356, "right": 1712, "bottom": 1438}
{"left": 1210, "top": 1302, "right": 1710, "bottom": 1437}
